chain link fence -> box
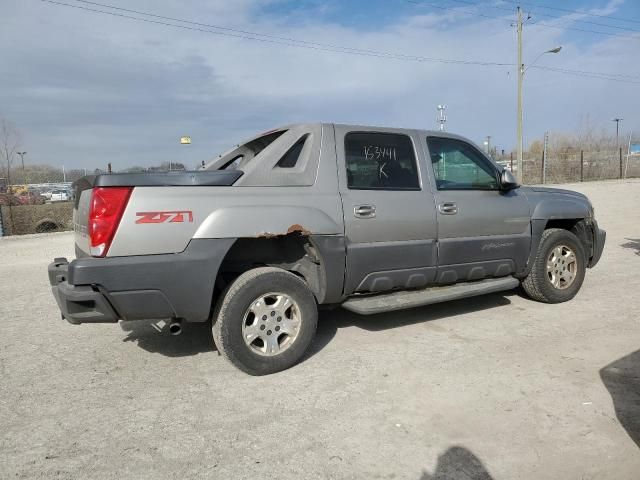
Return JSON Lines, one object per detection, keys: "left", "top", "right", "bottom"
{"left": 496, "top": 149, "right": 640, "bottom": 185}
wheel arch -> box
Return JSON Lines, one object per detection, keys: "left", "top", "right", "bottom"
{"left": 215, "top": 233, "right": 346, "bottom": 307}
{"left": 518, "top": 216, "right": 593, "bottom": 278}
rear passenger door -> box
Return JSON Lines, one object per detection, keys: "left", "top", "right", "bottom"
{"left": 423, "top": 135, "right": 531, "bottom": 283}
{"left": 335, "top": 126, "right": 438, "bottom": 294}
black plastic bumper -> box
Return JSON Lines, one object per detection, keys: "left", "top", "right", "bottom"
{"left": 588, "top": 221, "right": 606, "bottom": 268}
{"left": 48, "top": 238, "right": 235, "bottom": 325}
{"left": 49, "top": 258, "right": 119, "bottom": 324}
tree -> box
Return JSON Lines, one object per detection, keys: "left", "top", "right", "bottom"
{"left": 0, "top": 119, "right": 21, "bottom": 230}
{"left": 0, "top": 119, "right": 22, "bottom": 192}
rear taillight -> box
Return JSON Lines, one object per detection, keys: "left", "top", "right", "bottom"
{"left": 88, "top": 187, "right": 133, "bottom": 257}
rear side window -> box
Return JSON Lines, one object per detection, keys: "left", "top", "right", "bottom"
{"left": 345, "top": 132, "right": 420, "bottom": 190}
{"left": 246, "top": 130, "right": 285, "bottom": 157}
{"left": 276, "top": 134, "right": 309, "bottom": 168}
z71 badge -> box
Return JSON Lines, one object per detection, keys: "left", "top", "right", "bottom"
{"left": 135, "top": 211, "right": 193, "bottom": 224}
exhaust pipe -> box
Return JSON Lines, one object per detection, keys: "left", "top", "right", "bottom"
{"left": 169, "top": 319, "right": 183, "bottom": 336}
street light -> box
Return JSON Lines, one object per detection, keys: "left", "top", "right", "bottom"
{"left": 516, "top": 33, "right": 562, "bottom": 183}
{"left": 612, "top": 118, "right": 623, "bottom": 148}
{"left": 17, "top": 151, "right": 27, "bottom": 170}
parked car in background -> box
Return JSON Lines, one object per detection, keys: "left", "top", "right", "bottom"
{"left": 50, "top": 190, "right": 70, "bottom": 202}
{"left": 41, "top": 190, "right": 53, "bottom": 200}
{"left": 17, "top": 191, "right": 46, "bottom": 205}
{"left": 0, "top": 193, "right": 21, "bottom": 206}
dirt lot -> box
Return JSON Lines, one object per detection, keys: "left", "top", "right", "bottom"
{"left": 1, "top": 179, "right": 639, "bottom": 480}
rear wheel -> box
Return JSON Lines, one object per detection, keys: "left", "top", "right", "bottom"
{"left": 522, "top": 228, "right": 586, "bottom": 303}
{"left": 212, "top": 267, "right": 317, "bottom": 375}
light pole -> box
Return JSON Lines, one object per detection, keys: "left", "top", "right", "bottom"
{"left": 17, "top": 151, "right": 27, "bottom": 171}
{"left": 484, "top": 136, "right": 492, "bottom": 156}
{"left": 516, "top": 5, "right": 561, "bottom": 183}
{"left": 612, "top": 118, "right": 623, "bottom": 147}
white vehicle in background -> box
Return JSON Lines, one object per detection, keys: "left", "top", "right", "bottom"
{"left": 50, "top": 189, "right": 70, "bottom": 202}
{"left": 42, "top": 190, "right": 53, "bottom": 200}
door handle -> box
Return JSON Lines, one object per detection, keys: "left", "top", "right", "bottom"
{"left": 354, "top": 205, "right": 376, "bottom": 218}
{"left": 438, "top": 202, "right": 458, "bottom": 215}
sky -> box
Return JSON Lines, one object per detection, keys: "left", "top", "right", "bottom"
{"left": 1, "top": 0, "right": 639, "bottom": 170}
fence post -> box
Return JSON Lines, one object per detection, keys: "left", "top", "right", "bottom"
{"left": 510, "top": 152, "right": 513, "bottom": 171}
{"left": 580, "top": 150, "right": 584, "bottom": 182}
{"left": 620, "top": 147, "right": 623, "bottom": 179}
{"left": 540, "top": 151, "right": 545, "bottom": 184}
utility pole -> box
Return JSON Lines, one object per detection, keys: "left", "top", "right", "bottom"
{"left": 612, "top": 118, "right": 623, "bottom": 148}
{"left": 542, "top": 131, "right": 549, "bottom": 184}
{"left": 516, "top": 6, "right": 524, "bottom": 183}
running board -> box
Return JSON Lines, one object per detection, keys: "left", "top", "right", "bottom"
{"left": 341, "top": 277, "right": 520, "bottom": 315}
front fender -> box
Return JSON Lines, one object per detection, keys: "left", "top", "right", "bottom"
{"left": 530, "top": 197, "right": 591, "bottom": 221}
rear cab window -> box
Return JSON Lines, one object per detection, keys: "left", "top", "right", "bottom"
{"left": 345, "top": 132, "right": 420, "bottom": 190}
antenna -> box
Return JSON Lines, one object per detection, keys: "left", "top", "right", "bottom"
{"left": 437, "top": 105, "right": 447, "bottom": 131}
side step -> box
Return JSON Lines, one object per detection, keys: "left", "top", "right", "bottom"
{"left": 341, "top": 277, "right": 520, "bottom": 315}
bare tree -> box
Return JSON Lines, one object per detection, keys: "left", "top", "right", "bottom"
{"left": 1, "top": 119, "right": 22, "bottom": 231}
{"left": 1, "top": 119, "right": 22, "bottom": 190}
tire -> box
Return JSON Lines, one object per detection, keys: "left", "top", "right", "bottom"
{"left": 522, "top": 228, "right": 587, "bottom": 303}
{"left": 212, "top": 267, "right": 318, "bottom": 375}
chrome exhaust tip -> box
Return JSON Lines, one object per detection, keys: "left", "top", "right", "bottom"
{"left": 169, "top": 319, "right": 183, "bottom": 336}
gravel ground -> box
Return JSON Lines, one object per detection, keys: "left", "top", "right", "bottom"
{"left": 1, "top": 179, "right": 639, "bottom": 480}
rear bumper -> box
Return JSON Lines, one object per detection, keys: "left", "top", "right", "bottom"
{"left": 588, "top": 221, "right": 606, "bottom": 268}
{"left": 49, "top": 258, "right": 119, "bottom": 324}
{"left": 48, "top": 238, "right": 235, "bottom": 325}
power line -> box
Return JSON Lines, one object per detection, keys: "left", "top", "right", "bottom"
{"left": 41, "top": 0, "right": 513, "bottom": 66}
{"left": 406, "top": 0, "right": 640, "bottom": 40}
{"left": 403, "top": 0, "right": 512, "bottom": 23}
{"left": 532, "top": 65, "right": 640, "bottom": 80}
{"left": 40, "top": 0, "right": 640, "bottom": 85}
{"left": 446, "top": 0, "right": 640, "bottom": 33}
{"left": 498, "top": 0, "right": 640, "bottom": 25}
{"left": 531, "top": 65, "right": 640, "bottom": 85}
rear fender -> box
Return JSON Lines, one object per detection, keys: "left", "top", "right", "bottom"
{"left": 193, "top": 206, "right": 342, "bottom": 239}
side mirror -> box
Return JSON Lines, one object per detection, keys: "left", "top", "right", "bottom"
{"left": 500, "top": 169, "right": 519, "bottom": 190}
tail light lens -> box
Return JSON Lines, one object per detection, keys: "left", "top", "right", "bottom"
{"left": 88, "top": 187, "right": 133, "bottom": 257}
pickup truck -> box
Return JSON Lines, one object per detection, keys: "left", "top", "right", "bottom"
{"left": 49, "top": 123, "right": 606, "bottom": 375}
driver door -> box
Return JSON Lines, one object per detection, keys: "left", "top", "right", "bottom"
{"left": 423, "top": 135, "right": 531, "bottom": 283}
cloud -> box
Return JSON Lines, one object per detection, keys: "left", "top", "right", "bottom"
{"left": 0, "top": 0, "right": 638, "bottom": 169}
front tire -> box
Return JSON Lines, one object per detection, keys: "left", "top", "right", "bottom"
{"left": 212, "top": 267, "right": 318, "bottom": 375}
{"left": 522, "top": 228, "right": 586, "bottom": 303}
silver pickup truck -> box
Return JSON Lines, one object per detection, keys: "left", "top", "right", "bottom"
{"left": 49, "top": 123, "right": 606, "bottom": 375}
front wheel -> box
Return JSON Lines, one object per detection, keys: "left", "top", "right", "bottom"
{"left": 212, "top": 267, "right": 318, "bottom": 375}
{"left": 522, "top": 228, "right": 587, "bottom": 303}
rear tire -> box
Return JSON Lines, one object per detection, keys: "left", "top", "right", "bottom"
{"left": 522, "top": 228, "right": 586, "bottom": 303}
{"left": 212, "top": 267, "right": 317, "bottom": 375}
